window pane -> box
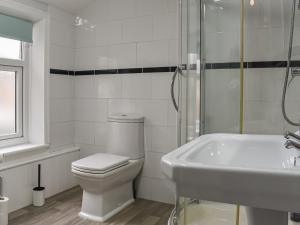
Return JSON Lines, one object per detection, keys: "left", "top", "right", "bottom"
{"left": 0, "top": 71, "right": 16, "bottom": 136}
{"left": 0, "top": 37, "right": 21, "bottom": 60}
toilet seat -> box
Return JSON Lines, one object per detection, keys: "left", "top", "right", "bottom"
{"left": 72, "top": 153, "right": 129, "bottom": 174}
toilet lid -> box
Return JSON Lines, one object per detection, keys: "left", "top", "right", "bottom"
{"left": 72, "top": 153, "right": 129, "bottom": 173}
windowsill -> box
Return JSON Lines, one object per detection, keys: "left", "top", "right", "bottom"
{"left": 0, "top": 143, "right": 49, "bottom": 162}
{"left": 0, "top": 144, "right": 80, "bottom": 171}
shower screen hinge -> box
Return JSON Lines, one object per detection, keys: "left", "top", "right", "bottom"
{"left": 289, "top": 68, "right": 300, "bottom": 86}
{"left": 291, "top": 68, "right": 300, "bottom": 76}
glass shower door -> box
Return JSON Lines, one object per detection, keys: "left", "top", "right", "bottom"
{"left": 178, "top": 0, "right": 204, "bottom": 146}
{"left": 173, "top": 0, "right": 242, "bottom": 225}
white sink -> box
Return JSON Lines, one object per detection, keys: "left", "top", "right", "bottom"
{"left": 161, "top": 134, "right": 300, "bottom": 225}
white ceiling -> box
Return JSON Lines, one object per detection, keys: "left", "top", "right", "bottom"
{"left": 36, "top": 0, "right": 94, "bottom": 13}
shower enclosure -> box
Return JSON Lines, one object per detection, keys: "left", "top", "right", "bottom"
{"left": 171, "top": 0, "right": 300, "bottom": 224}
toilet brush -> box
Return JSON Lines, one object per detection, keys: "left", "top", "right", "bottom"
{"left": 33, "top": 164, "right": 45, "bottom": 207}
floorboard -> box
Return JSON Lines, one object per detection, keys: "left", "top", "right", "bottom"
{"left": 8, "top": 187, "right": 173, "bottom": 225}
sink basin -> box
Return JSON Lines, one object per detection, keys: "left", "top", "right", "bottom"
{"left": 161, "top": 134, "right": 300, "bottom": 225}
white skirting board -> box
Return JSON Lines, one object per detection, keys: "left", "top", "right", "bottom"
{"left": 0, "top": 148, "right": 80, "bottom": 213}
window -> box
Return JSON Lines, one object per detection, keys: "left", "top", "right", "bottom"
{"left": 0, "top": 37, "right": 24, "bottom": 142}
{"left": 0, "top": 37, "right": 22, "bottom": 60}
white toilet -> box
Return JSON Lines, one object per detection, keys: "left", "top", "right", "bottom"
{"left": 71, "top": 113, "right": 144, "bottom": 222}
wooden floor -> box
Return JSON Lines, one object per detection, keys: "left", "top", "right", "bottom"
{"left": 8, "top": 187, "right": 173, "bottom": 225}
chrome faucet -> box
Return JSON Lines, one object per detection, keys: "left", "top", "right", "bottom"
{"left": 284, "top": 131, "right": 300, "bottom": 150}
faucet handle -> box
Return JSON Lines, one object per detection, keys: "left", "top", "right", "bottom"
{"left": 285, "top": 131, "right": 300, "bottom": 142}
{"left": 285, "top": 139, "right": 300, "bottom": 150}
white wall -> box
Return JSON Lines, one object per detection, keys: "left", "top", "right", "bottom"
{"left": 73, "top": 0, "right": 178, "bottom": 204}
{"left": 74, "top": 0, "right": 177, "bottom": 70}
{"left": 49, "top": 6, "right": 75, "bottom": 149}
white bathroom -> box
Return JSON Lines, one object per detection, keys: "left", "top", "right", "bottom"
{"left": 0, "top": 0, "right": 300, "bottom": 225}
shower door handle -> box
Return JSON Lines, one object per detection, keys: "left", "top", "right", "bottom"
{"left": 171, "top": 67, "right": 182, "bottom": 112}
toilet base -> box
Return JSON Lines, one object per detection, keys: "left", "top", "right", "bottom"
{"left": 79, "top": 182, "right": 134, "bottom": 222}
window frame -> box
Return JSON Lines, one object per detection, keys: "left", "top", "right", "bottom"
{"left": 0, "top": 42, "right": 28, "bottom": 147}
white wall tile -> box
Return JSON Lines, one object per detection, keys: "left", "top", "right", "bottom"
{"left": 153, "top": 13, "right": 177, "bottom": 40}
{"left": 142, "top": 151, "right": 164, "bottom": 179}
{"left": 136, "top": 177, "right": 153, "bottom": 200}
{"left": 136, "top": 0, "right": 169, "bottom": 16}
{"left": 108, "top": 99, "right": 136, "bottom": 115}
{"left": 244, "top": 68, "right": 283, "bottom": 102}
{"left": 50, "top": 44, "right": 74, "bottom": 70}
{"left": 244, "top": 101, "right": 284, "bottom": 135}
{"left": 122, "top": 74, "right": 152, "bottom": 99}
{"left": 75, "top": 122, "right": 95, "bottom": 145}
{"left": 137, "top": 177, "right": 175, "bottom": 204}
{"left": 151, "top": 178, "right": 175, "bottom": 204}
{"left": 75, "top": 27, "right": 96, "bottom": 48}
{"left": 137, "top": 41, "right": 169, "bottom": 67}
{"left": 245, "top": 27, "right": 285, "bottom": 61}
{"left": 168, "top": 39, "right": 178, "bottom": 66}
{"left": 78, "top": 144, "right": 106, "bottom": 158}
{"left": 244, "top": 0, "right": 284, "bottom": 30}
{"left": 95, "top": 99, "right": 108, "bottom": 122}
{"left": 204, "top": 70, "right": 240, "bottom": 133}
{"left": 134, "top": 100, "right": 169, "bottom": 126}
{"left": 95, "top": 122, "right": 108, "bottom": 146}
{"left": 151, "top": 73, "right": 172, "bottom": 99}
{"left": 167, "top": 100, "right": 177, "bottom": 126}
{"left": 50, "top": 122, "right": 74, "bottom": 147}
{"left": 50, "top": 99, "right": 74, "bottom": 123}
{"left": 74, "top": 75, "right": 95, "bottom": 98}
{"left": 96, "top": 21, "right": 123, "bottom": 46}
{"left": 108, "top": 0, "right": 137, "bottom": 20}
{"left": 151, "top": 126, "right": 177, "bottom": 153}
{"left": 96, "top": 75, "right": 123, "bottom": 99}
{"left": 123, "top": 16, "right": 153, "bottom": 43}
{"left": 49, "top": 6, "right": 75, "bottom": 25}
{"left": 75, "top": 99, "right": 96, "bottom": 122}
{"left": 50, "top": 19, "right": 74, "bottom": 47}
{"left": 108, "top": 44, "right": 137, "bottom": 69}
{"left": 205, "top": 31, "right": 239, "bottom": 63}
{"left": 95, "top": 46, "right": 110, "bottom": 69}
{"left": 144, "top": 126, "right": 152, "bottom": 152}
{"left": 75, "top": 0, "right": 108, "bottom": 25}
{"left": 50, "top": 75, "right": 74, "bottom": 99}
{"left": 75, "top": 47, "right": 97, "bottom": 70}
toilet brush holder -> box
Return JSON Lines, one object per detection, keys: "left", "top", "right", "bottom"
{"left": 33, "top": 164, "right": 45, "bottom": 207}
{"left": 0, "top": 197, "right": 9, "bottom": 225}
{"left": 33, "top": 187, "right": 45, "bottom": 207}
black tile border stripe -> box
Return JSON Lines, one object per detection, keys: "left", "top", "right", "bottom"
{"left": 50, "top": 69, "right": 70, "bottom": 75}
{"left": 50, "top": 66, "right": 176, "bottom": 76}
{"left": 95, "top": 69, "right": 118, "bottom": 75}
{"left": 142, "top": 67, "right": 171, "bottom": 73}
{"left": 119, "top": 68, "right": 143, "bottom": 74}
{"left": 75, "top": 70, "right": 94, "bottom": 76}
{"left": 50, "top": 60, "right": 300, "bottom": 76}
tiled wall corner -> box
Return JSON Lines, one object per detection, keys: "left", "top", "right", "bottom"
{"left": 49, "top": 6, "right": 75, "bottom": 149}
